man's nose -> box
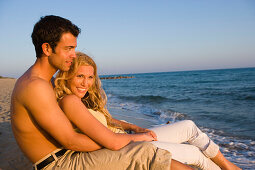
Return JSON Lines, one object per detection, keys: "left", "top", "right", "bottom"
{"left": 71, "top": 50, "right": 76, "bottom": 59}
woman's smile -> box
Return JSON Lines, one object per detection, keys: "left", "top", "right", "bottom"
{"left": 68, "top": 65, "right": 95, "bottom": 98}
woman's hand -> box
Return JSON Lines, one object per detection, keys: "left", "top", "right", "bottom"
{"left": 111, "top": 118, "right": 157, "bottom": 141}
{"left": 132, "top": 131, "right": 157, "bottom": 142}
{"left": 133, "top": 126, "right": 157, "bottom": 141}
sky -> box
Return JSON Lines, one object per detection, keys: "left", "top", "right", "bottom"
{"left": 0, "top": 0, "right": 255, "bottom": 78}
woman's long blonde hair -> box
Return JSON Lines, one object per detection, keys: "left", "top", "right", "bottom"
{"left": 54, "top": 52, "right": 118, "bottom": 128}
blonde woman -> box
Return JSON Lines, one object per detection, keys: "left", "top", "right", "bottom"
{"left": 55, "top": 52, "right": 240, "bottom": 170}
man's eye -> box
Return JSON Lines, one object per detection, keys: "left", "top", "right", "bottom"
{"left": 77, "top": 75, "right": 83, "bottom": 78}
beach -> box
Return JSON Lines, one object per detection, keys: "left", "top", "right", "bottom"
{"left": 1, "top": 68, "right": 254, "bottom": 170}
{"left": 0, "top": 79, "right": 32, "bottom": 169}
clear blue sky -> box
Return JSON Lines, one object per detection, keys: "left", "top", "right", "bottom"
{"left": 1, "top": 0, "right": 255, "bottom": 78}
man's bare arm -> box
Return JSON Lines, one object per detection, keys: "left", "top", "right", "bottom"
{"left": 22, "top": 79, "right": 102, "bottom": 151}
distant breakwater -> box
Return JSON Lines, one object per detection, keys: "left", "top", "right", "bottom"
{"left": 0, "top": 76, "right": 14, "bottom": 79}
{"left": 100, "top": 76, "right": 134, "bottom": 80}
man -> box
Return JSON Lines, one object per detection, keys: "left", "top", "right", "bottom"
{"left": 11, "top": 15, "right": 192, "bottom": 170}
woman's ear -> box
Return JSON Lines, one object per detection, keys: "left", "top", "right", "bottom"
{"left": 41, "top": 43, "right": 52, "bottom": 56}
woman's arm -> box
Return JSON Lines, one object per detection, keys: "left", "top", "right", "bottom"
{"left": 111, "top": 118, "right": 137, "bottom": 131}
{"left": 59, "top": 95, "right": 155, "bottom": 151}
{"left": 112, "top": 118, "right": 157, "bottom": 140}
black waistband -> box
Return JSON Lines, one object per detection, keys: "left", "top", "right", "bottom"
{"left": 34, "top": 149, "right": 67, "bottom": 170}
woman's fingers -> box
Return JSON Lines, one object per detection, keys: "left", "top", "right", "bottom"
{"left": 149, "top": 130, "right": 157, "bottom": 141}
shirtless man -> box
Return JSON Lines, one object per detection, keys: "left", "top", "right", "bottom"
{"left": 11, "top": 15, "right": 192, "bottom": 170}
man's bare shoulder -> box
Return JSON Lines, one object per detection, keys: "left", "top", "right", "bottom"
{"left": 28, "top": 77, "right": 51, "bottom": 90}
{"left": 15, "top": 77, "right": 51, "bottom": 93}
{"left": 13, "top": 76, "right": 54, "bottom": 105}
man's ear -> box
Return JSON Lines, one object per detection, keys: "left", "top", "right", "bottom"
{"left": 42, "top": 43, "right": 52, "bottom": 56}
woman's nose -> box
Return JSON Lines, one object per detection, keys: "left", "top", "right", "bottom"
{"left": 81, "top": 78, "right": 88, "bottom": 86}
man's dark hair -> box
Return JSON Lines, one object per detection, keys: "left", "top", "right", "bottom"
{"left": 31, "top": 15, "right": 81, "bottom": 58}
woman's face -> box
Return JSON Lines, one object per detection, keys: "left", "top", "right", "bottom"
{"left": 68, "top": 65, "right": 95, "bottom": 99}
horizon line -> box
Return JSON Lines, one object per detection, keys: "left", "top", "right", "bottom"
{"left": 99, "top": 66, "right": 255, "bottom": 76}
{"left": 1, "top": 66, "right": 254, "bottom": 79}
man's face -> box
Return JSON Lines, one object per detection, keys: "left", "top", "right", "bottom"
{"left": 48, "top": 32, "right": 77, "bottom": 71}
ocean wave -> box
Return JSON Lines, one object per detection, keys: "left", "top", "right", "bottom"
{"left": 134, "top": 108, "right": 189, "bottom": 124}
{"left": 244, "top": 95, "right": 255, "bottom": 100}
{"left": 201, "top": 127, "right": 255, "bottom": 169}
{"left": 116, "top": 95, "right": 192, "bottom": 104}
{"left": 192, "top": 78, "right": 239, "bottom": 84}
{"left": 155, "top": 109, "right": 188, "bottom": 123}
{"left": 107, "top": 96, "right": 188, "bottom": 123}
{"left": 199, "top": 90, "right": 255, "bottom": 101}
{"left": 118, "top": 95, "right": 168, "bottom": 102}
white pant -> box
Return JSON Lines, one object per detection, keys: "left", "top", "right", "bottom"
{"left": 149, "top": 120, "right": 220, "bottom": 170}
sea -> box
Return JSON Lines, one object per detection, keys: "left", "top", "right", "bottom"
{"left": 100, "top": 67, "right": 255, "bottom": 169}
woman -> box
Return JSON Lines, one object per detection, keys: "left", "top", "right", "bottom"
{"left": 54, "top": 52, "right": 240, "bottom": 170}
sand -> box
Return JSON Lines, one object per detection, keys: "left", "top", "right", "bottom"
{"left": 0, "top": 79, "right": 32, "bottom": 170}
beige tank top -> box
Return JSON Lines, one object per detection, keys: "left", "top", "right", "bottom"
{"left": 88, "top": 109, "right": 125, "bottom": 134}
